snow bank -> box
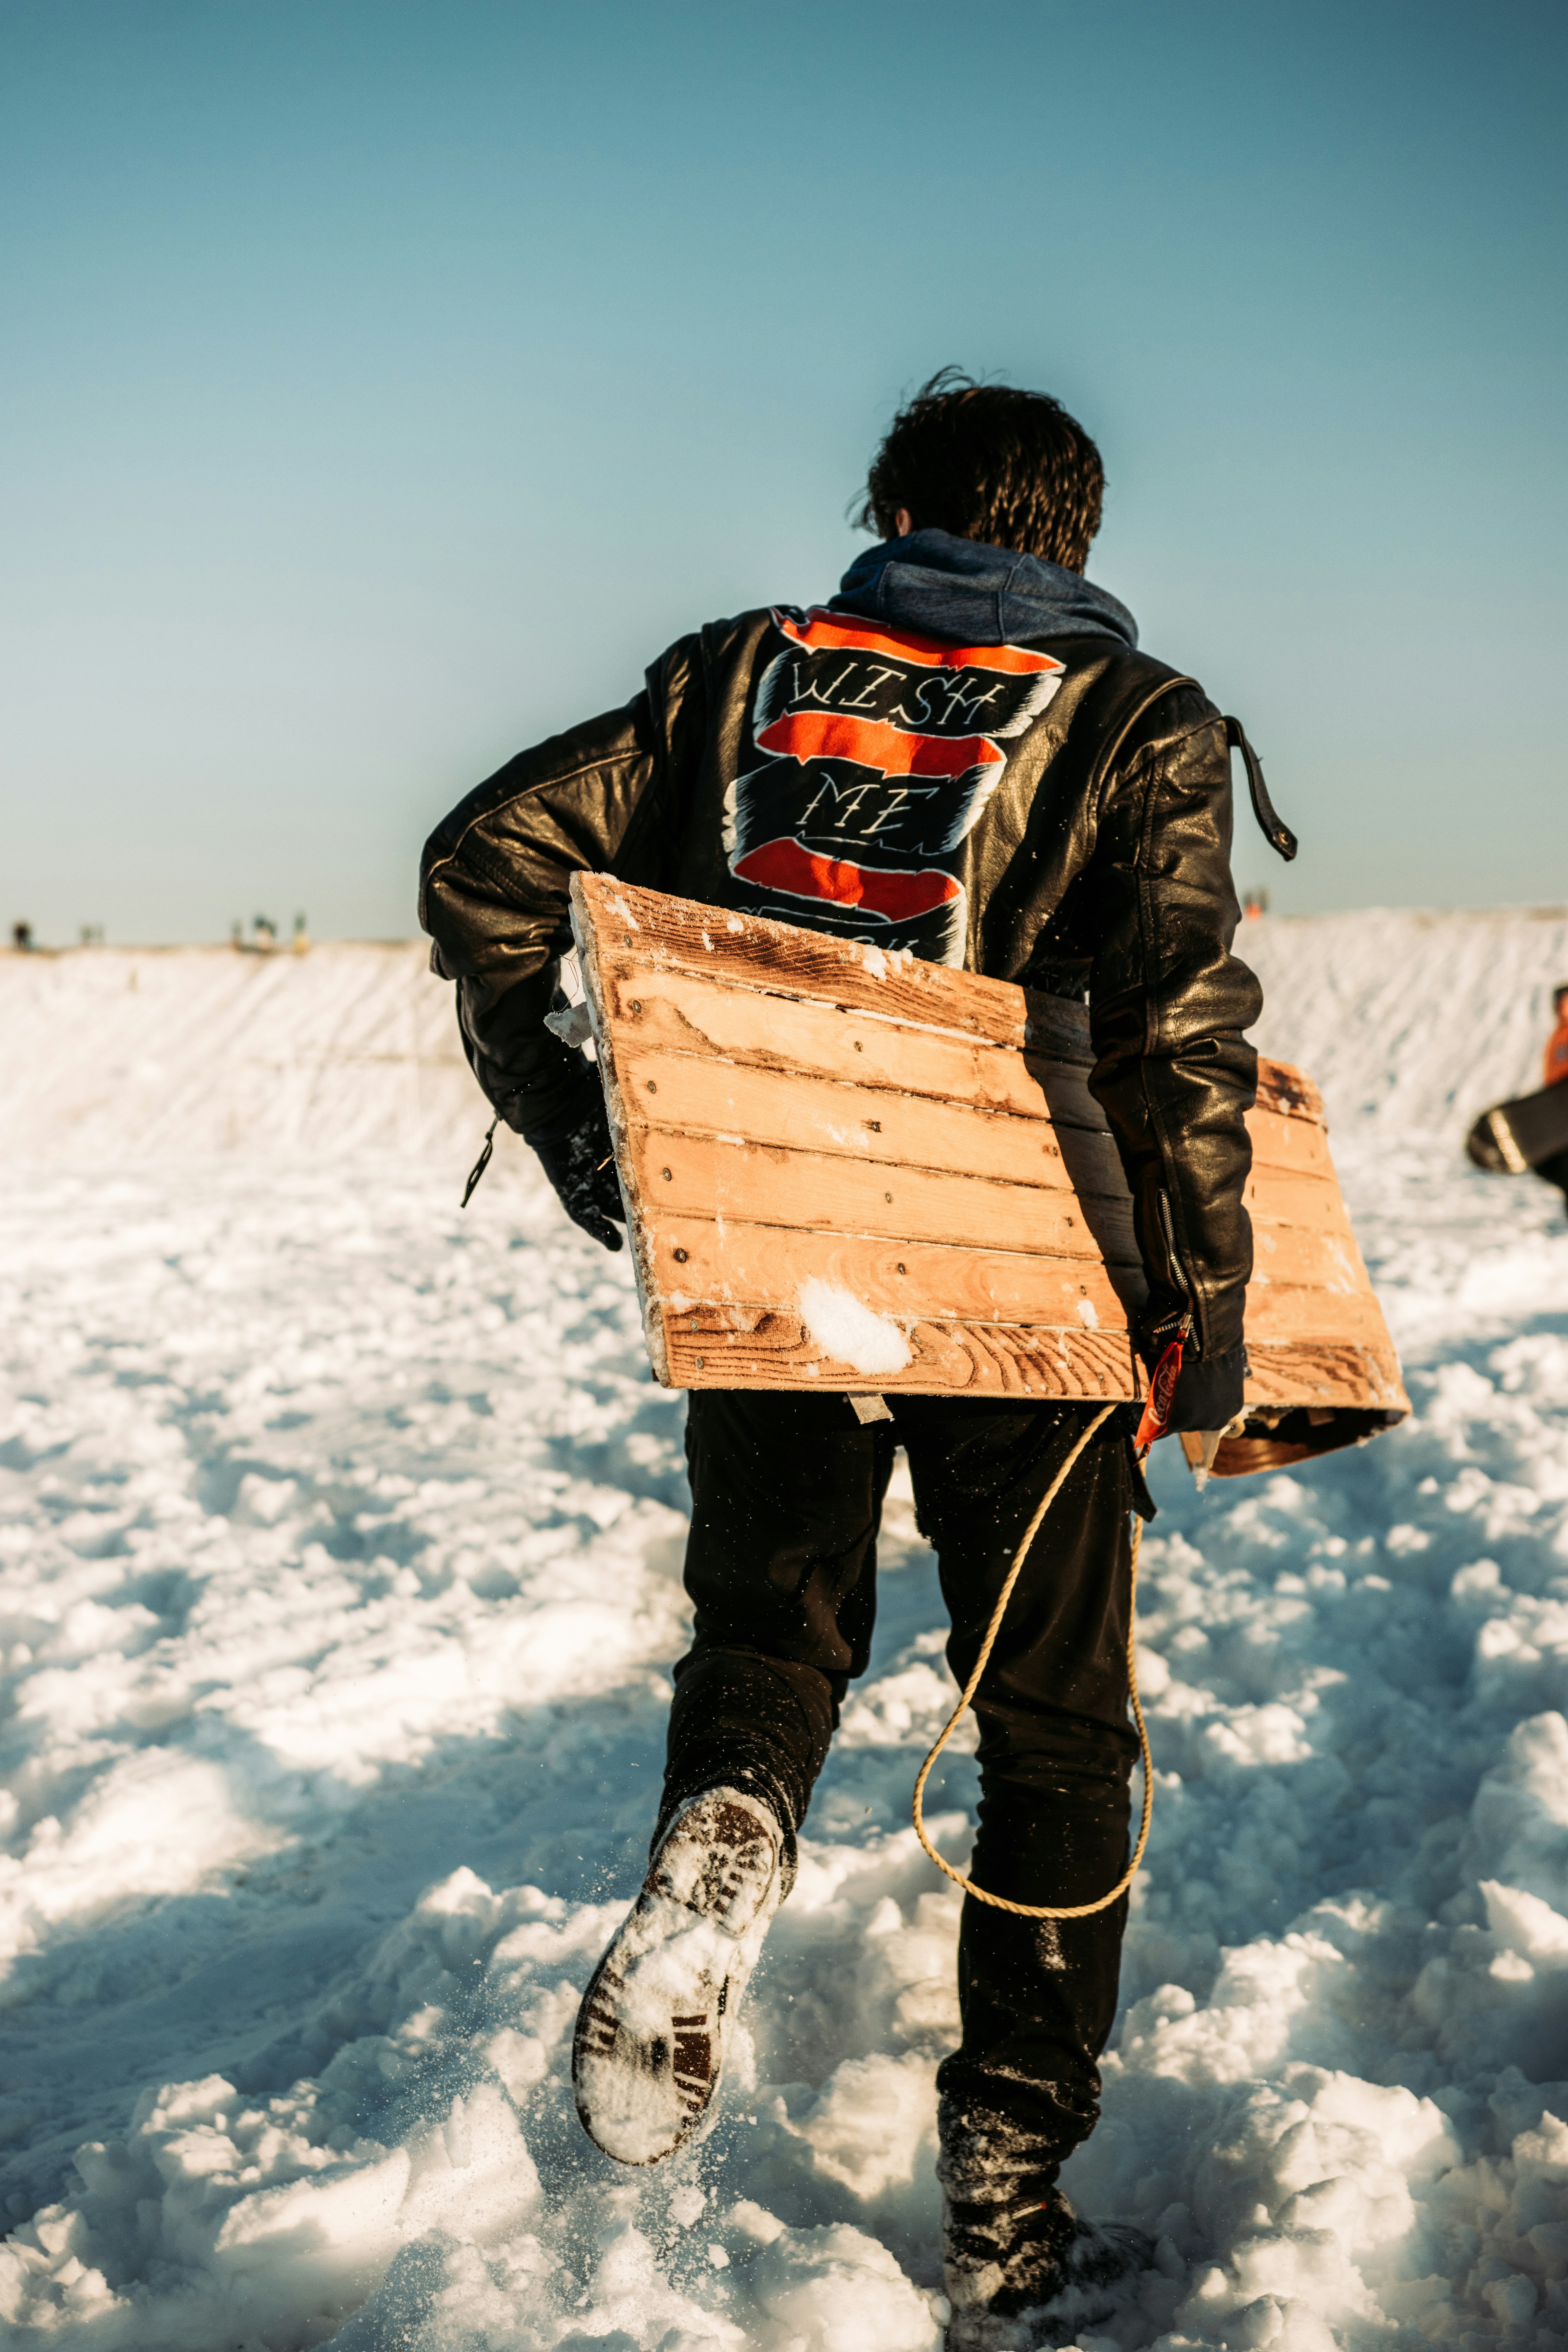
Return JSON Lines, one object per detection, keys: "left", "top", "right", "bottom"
{"left": 0, "top": 944, "right": 477, "bottom": 1163}
{"left": 6, "top": 904, "right": 1565, "bottom": 1166}
{"left": 5, "top": 911, "right": 1568, "bottom": 2350}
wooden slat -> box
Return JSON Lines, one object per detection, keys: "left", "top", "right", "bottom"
{"left": 1250, "top": 1218, "right": 1373, "bottom": 1292}
{"left": 648, "top": 1215, "right": 1135, "bottom": 1329}
{"left": 1248, "top": 1106, "right": 1336, "bottom": 1180}
{"left": 643, "top": 1231, "right": 1388, "bottom": 1362}
{"left": 616, "top": 1045, "right": 1087, "bottom": 1192}
{"left": 1243, "top": 1338, "right": 1408, "bottom": 1413}
{"left": 614, "top": 1030, "right": 1335, "bottom": 1193}
{"left": 1240, "top": 1281, "right": 1391, "bottom": 1346}
{"left": 662, "top": 1309, "right": 1143, "bottom": 1401}
{"left": 627, "top": 1131, "right": 1138, "bottom": 1263}
{"left": 1242, "top": 1166, "right": 1350, "bottom": 1232}
{"left": 599, "top": 957, "right": 1324, "bottom": 1154}
{"left": 631, "top": 1125, "right": 1371, "bottom": 1301}
{"left": 638, "top": 1218, "right": 1390, "bottom": 1350}
{"left": 600, "top": 963, "right": 1102, "bottom": 1128}
{"left": 657, "top": 1309, "right": 1405, "bottom": 1410}
{"left": 1254, "top": 1063, "right": 1324, "bottom": 1123}
{"left": 587, "top": 879, "right": 1039, "bottom": 1052}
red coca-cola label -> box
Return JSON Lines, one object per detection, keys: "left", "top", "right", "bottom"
{"left": 1134, "top": 1335, "right": 1185, "bottom": 1453}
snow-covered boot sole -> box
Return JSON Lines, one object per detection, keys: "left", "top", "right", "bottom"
{"left": 571, "top": 1786, "right": 783, "bottom": 2166}
{"left": 945, "top": 2218, "right": 1154, "bottom": 2350}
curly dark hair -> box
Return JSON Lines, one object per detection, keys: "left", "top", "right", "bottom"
{"left": 855, "top": 368, "right": 1105, "bottom": 572}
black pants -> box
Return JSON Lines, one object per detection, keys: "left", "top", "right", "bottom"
{"left": 661, "top": 1386, "right": 1146, "bottom": 2188}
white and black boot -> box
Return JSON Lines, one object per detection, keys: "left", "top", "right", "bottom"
{"left": 571, "top": 1786, "right": 785, "bottom": 2166}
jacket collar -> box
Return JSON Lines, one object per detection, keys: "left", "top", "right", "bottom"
{"left": 829, "top": 527, "right": 1137, "bottom": 651}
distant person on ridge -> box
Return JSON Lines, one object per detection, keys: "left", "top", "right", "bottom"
{"left": 421, "top": 373, "right": 1274, "bottom": 2347}
{"left": 1545, "top": 987, "right": 1568, "bottom": 1090}
{"left": 1538, "top": 984, "right": 1568, "bottom": 1210}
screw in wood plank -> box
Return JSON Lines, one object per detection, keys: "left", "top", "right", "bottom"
{"left": 630, "top": 999, "right": 641, "bottom": 1012}
{"left": 695, "top": 1356, "right": 705, "bottom": 1370}
{"left": 662, "top": 1167, "right": 672, "bottom": 1180}
{"left": 646, "top": 1080, "right": 658, "bottom": 1093}
{"left": 673, "top": 1247, "right": 688, "bottom": 1262}
{"left": 854, "top": 1040, "right": 863, "bottom": 1051}
{"left": 884, "top": 1191, "right": 892, "bottom": 1203}
{"left": 897, "top": 1263, "right": 906, "bottom": 1275}
{"left": 867, "top": 1120, "right": 881, "bottom": 1132}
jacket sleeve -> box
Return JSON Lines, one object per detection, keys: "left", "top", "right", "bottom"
{"left": 1084, "top": 688, "right": 1263, "bottom": 1363}
{"left": 418, "top": 635, "right": 704, "bottom": 1137}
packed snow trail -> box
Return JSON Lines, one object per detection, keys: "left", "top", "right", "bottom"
{"left": 3, "top": 914, "right": 1568, "bottom": 2349}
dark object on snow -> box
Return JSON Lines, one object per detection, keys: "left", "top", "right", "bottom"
{"left": 13, "top": 921, "right": 32, "bottom": 951}
{"left": 1466, "top": 1084, "right": 1568, "bottom": 1176}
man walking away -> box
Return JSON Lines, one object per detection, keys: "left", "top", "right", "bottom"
{"left": 420, "top": 372, "right": 1264, "bottom": 2349}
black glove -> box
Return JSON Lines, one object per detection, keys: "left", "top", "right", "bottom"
{"left": 1163, "top": 1342, "right": 1247, "bottom": 1434}
{"left": 1137, "top": 1288, "right": 1248, "bottom": 1437}
{"left": 531, "top": 1077, "right": 625, "bottom": 1252}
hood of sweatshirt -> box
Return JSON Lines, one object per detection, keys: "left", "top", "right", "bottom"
{"left": 829, "top": 526, "right": 1138, "bottom": 651}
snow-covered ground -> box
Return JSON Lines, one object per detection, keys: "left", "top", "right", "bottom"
{"left": 4, "top": 911, "right": 1568, "bottom": 2352}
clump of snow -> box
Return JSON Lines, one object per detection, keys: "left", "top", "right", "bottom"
{"left": 799, "top": 1278, "right": 913, "bottom": 1376}
{"left": 5, "top": 913, "right": 1568, "bottom": 2348}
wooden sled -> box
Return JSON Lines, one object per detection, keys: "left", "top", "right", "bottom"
{"left": 1466, "top": 1083, "right": 1568, "bottom": 1175}
{"left": 570, "top": 875, "right": 1409, "bottom": 1480}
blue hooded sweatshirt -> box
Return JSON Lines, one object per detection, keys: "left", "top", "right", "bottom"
{"left": 829, "top": 526, "right": 1138, "bottom": 652}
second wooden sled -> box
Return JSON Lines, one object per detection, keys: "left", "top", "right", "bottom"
{"left": 1466, "top": 1082, "right": 1568, "bottom": 1176}
{"left": 570, "top": 875, "right": 1409, "bottom": 1480}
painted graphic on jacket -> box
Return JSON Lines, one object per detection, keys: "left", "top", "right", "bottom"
{"left": 723, "top": 608, "right": 1064, "bottom": 963}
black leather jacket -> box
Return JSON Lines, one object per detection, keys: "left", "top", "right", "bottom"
{"left": 421, "top": 583, "right": 1265, "bottom": 1369}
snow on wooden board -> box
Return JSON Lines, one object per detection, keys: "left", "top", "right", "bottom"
{"left": 569, "top": 874, "right": 1410, "bottom": 1475}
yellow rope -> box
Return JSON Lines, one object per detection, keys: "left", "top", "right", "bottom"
{"left": 911, "top": 1402, "right": 1154, "bottom": 1920}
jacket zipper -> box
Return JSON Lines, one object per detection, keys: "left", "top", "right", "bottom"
{"left": 1157, "top": 1190, "right": 1195, "bottom": 1346}
{"left": 1135, "top": 1191, "right": 1194, "bottom": 1453}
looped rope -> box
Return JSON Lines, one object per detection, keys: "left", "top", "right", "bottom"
{"left": 911, "top": 1402, "right": 1154, "bottom": 1920}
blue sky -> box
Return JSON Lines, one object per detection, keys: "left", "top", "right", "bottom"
{"left": 3, "top": 0, "right": 1563, "bottom": 942}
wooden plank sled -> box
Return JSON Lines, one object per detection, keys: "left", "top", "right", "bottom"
{"left": 570, "top": 874, "right": 1410, "bottom": 1479}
